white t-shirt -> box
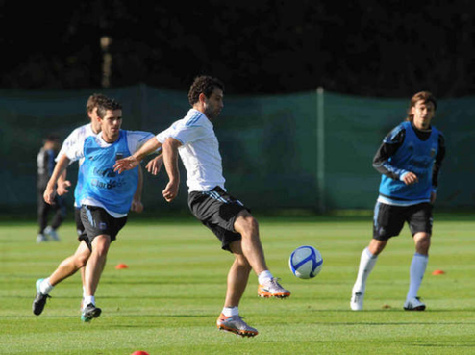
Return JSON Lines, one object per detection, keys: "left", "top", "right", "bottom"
{"left": 157, "top": 109, "right": 225, "bottom": 192}
{"left": 56, "top": 123, "right": 98, "bottom": 166}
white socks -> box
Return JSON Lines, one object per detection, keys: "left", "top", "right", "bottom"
{"left": 84, "top": 295, "right": 95, "bottom": 306}
{"left": 407, "top": 253, "right": 428, "bottom": 300}
{"left": 258, "top": 270, "right": 273, "bottom": 285}
{"left": 353, "top": 247, "right": 378, "bottom": 293}
{"left": 222, "top": 306, "right": 239, "bottom": 317}
{"left": 39, "top": 278, "right": 54, "bottom": 294}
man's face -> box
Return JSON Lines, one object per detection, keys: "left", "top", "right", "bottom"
{"left": 99, "top": 109, "right": 122, "bottom": 142}
{"left": 412, "top": 100, "right": 435, "bottom": 130}
{"left": 203, "top": 88, "right": 224, "bottom": 119}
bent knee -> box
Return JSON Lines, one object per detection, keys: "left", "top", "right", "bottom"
{"left": 235, "top": 214, "right": 259, "bottom": 233}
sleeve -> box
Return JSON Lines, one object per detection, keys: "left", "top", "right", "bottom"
{"left": 158, "top": 117, "right": 208, "bottom": 145}
{"left": 63, "top": 138, "right": 85, "bottom": 163}
{"left": 432, "top": 133, "right": 446, "bottom": 190}
{"left": 55, "top": 128, "right": 81, "bottom": 164}
{"left": 372, "top": 127, "right": 408, "bottom": 180}
{"left": 127, "top": 131, "right": 157, "bottom": 154}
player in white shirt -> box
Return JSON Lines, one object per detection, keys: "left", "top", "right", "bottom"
{"left": 114, "top": 75, "right": 290, "bottom": 337}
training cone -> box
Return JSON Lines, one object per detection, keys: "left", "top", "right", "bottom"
{"left": 432, "top": 269, "right": 445, "bottom": 275}
{"left": 115, "top": 263, "right": 129, "bottom": 269}
{"left": 131, "top": 351, "right": 149, "bottom": 355}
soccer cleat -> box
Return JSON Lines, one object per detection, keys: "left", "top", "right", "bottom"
{"left": 33, "top": 279, "right": 51, "bottom": 316}
{"left": 216, "top": 314, "right": 258, "bottom": 337}
{"left": 44, "top": 226, "right": 60, "bottom": 241}
{"left": 81, "top": 303, "right": 102, "bottom": 322}
{"left": 37, "top": 234, "right": 48, "bottom": 243}
{"left": 258, "top": 278, "right": 290, "bottom": 298}
{"left": 404, "top": 297, "right": 426, "bottom": 311}
{"left": 350, "top": 291, "right": 364, "bottom": 311}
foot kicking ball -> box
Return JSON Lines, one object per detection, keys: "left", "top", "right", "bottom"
{"left": 289, "top": 245, "right": 323, "bottom": 279}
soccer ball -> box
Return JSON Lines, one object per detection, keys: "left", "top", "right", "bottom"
{"left": 288, "top": 245, "right": 323, "bottom": 279}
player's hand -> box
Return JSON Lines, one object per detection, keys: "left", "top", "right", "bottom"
{"left": 43, "top": 187, "right": 57, "bottom": 205}
{"left": 113, "top": 156, "right": 139, "bottom": 174}
{"left": 401, "top": 172, "right": 418, "bottom": 185}
{"left": 57, "top": 180, "right": 72, "bottom": 196}
{"left": 145, "top": 155, "right": 163, "bottom": 175}
{"left": 162, "top": 181, "right": 179, "bottom": 202}
{"left": 430, "top": 190, "right": 437, "bottom": 204}
{"left": 130, "top": 199, "right": 143, "bottom": 213}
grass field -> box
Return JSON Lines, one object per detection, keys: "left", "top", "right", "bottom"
{"left": 1, "top": 213, "right": 474, "bottom": 354}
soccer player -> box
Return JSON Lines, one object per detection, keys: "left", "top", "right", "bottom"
{"left": 36, "top": 134, "right": 64, "bottom": 242}
{"left": 53, "top": 93, "right": 158, "bottom": 310}
{"left": 350, "top": 91, "right": 445, "bottom": 312}
{"left": 114, "top": 75, "right": 290, "bottom": 337}
{"left": 33, "top": 97, "right": 158, "bottom": 321}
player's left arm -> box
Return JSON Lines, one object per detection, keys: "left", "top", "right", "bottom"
{"left": 431, "top": 133, "right": 446, "bottom": 204}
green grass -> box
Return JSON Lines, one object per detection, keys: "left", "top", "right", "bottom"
{"left": 1, "top": 214, "right": 475, "bottom": 354}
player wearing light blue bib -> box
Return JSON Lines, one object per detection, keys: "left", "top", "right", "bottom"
{"left": 35, "top": 97, "right": 156, "bottom": 322}
{"left": 378, "top": 120, "right": 440, "bottom": 205}
{"left": 79, "top": 131, "right": 138, "bottom": 216}
{"left": 351, "top": 91, "right": 445, "bottom": 313}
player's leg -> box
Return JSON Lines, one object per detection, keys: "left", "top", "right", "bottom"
{"left": 32, "top": 242, "right": 90, "bottom": 316}
{"left": 217, "top": 240, "right": 258, "bottom": 337}
{"left": 75, "top": 207, "right": 87, "bottom": 309}
{"left": 404, "top": 203, "right": 432, "bottom": 311}
{"left": 233, "top": 211, "right": 267, "bottom": 275}
{"left": 80, "top": 205, "right": 126, "bottom": 321}
{"left": 351, "top": 202, "right": 404, "bottom": 311}
{"left": 233, "top": 210, "right": 290, "bottom": 298}
{"left": 49, "top": 242, "right": 90, "bottom": 286}
{"left": 82, "top": 234, "right": 110, "bottom": 320}
{"left": 37, "top": 191, "right": 49, "bottom": 242}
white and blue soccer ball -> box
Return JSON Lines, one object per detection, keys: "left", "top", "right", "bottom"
{"left": 288, "top": 245, "right": 323, "bottom": 279}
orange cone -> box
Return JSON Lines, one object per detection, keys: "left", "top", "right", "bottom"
{"left": 115, "top": 263, "right": 129, "bottom": 269}
{"left": 432, "top": 269, "right": 445, "bottom": 275}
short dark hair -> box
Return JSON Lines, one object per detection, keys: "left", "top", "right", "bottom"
{"left": 86, "top": 93, "right": 108, "bottom": 114}
{"left": 187, "top": 76, "right": 224, "bottom": 106}
{"left": 96, "top": 97, "right": 122, "bottom": 118}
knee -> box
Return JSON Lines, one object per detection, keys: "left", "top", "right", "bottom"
{"left": 236, "top": 215, "right": 259, "bottom": 236}
{"left": 414, "top": 233, "right": 431, "bottom": 254}
{"left": 76, "top": 254, "right": 89, "bottom": 268}
{"left": 235, "top": 254, "right": 252, "bottom": 271}
{"left": 92, "top": 236, "right": 111, "bottom": 256}
{"left": 368, "top": 239, "right": 387, "bottom": 256}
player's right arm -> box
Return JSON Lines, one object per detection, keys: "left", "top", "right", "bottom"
{"left": 372, "top": 127, "right": 417, "bottom": 185}
{"left": 43, "top": 154, "right": 71, "bottom": 204}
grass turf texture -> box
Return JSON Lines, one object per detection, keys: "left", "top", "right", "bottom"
{"left": 1, "top": 214, "right": 474, "bottom": 354}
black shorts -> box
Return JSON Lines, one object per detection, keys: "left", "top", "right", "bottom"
{"left": 74, "top": 207, "right": 86, "bottom": 241}
{"left": 188, "top": 186, "right": 249, "bottom": 252}
{"left": 80, "top": 205, "right": 127, "bottom": 250}
{"left": 373, "top": 201, "right": 433, "bottom": 241}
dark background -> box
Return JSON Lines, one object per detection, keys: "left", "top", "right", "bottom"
{"left": 1, "top": 1, "right": 473, "bottom": 97}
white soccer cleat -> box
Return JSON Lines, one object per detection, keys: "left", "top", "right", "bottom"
{"left": 404, "top": 297, "right": 426, "bottom": 311}
{"left": 351, "top": 291, "right": 364, "bottom": 311}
